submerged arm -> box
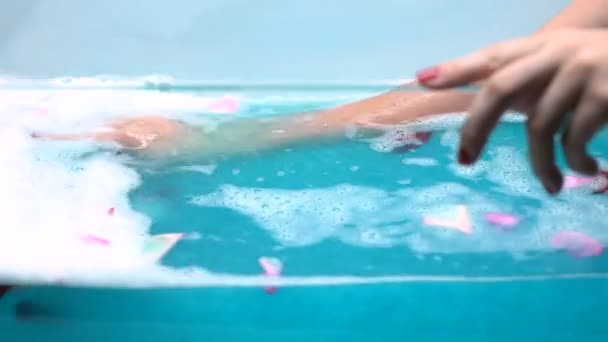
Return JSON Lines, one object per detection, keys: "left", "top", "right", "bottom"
{"left": 33, "top": 89, "right": 473, "bottom": 157}
{"left": 189, "top": 89, "right": 473, "bottom": 156}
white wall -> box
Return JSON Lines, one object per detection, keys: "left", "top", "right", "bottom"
{"left": 0, "top": 0, "right": 569, "bottom": 81}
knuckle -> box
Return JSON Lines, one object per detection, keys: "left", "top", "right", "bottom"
{"left": 482, "top": 50, "right": 503, "bottom": 71}
{"left": 587, "top": 85, "right": 608, "bottom": 106}
{"left": 483, "top": 77, "right": 511, "bottom": 98}
{"left": 573, "top": 50, "right": 599, "bottom": 72}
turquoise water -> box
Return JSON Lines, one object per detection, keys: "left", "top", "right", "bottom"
{"left": 2, "top": 89, "right": 608, "bottom": 340}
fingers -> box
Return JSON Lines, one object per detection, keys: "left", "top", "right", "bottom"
{"left": 526, "top": 124, "right": 562, "bottom": 193}
{"left": 417, "top": 36, "right": 543, "bottom": 88}
{"left": 458, "top": 49, "right": 560, "bottom": 165}
{"left": 528, "top": 59, "right": 590, "bottom": 192}
{"left": 562, "top": 86, "right": 608, "bottom": 175}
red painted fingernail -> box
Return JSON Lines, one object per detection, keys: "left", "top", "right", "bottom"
{"left": 416, "top": 66, "right": 440, "bottom": 84}
{"left": 545, "top": 182, "right": 559, "bottom": 195}
{"left": 458, "top": 148, "right": 473, "bottom": 165}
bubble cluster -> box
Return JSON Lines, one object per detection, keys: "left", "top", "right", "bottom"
{"left": 179, "top": 164, "right": 217, "bottom": 175}
{"left": 401, "top": 157, "right": 438, "bottom": 167}
{"left": 0, "top": 127, "right": 167, "bottom": 276}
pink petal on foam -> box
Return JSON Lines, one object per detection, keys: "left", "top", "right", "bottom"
{"left": 423, "top": 205, "right": 472, "bottom": 235}
{"left": 484, "top": 212, "right": 519, "bottom": 229}
{"left": 563, "top": 175, "right": 594, "bottom": 189}
{"left": 550, "top": 231, "right": 604, "bottom": 258}
{"left": 209, "top": 96, "right": 240, "bottom": 114}
{"left": 81, "top": 235, "right": 111, "bottom": 246}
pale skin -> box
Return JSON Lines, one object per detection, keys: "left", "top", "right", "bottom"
{"left": 417, "top": 0, "right": 608, "bottom": 194}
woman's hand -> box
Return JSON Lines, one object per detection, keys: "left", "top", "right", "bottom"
{"left": 417, "top": 29, "right": 608, "bottom": 194}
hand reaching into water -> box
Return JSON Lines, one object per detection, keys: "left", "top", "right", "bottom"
{"left": 417, "top": 29, "right": 608, "bottom": 194}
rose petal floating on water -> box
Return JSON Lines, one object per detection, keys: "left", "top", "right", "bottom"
{"left": 423, "top": 205, "right": 472, "bottom": 235}
{"left": 259, "top": 257, "right": 283, "bottom": 294}
{"left": 550, "top": 231, "right": 604, "bottom": 258}
{"left": 563, "top": 175, "right": 594, "bottom": 189}
{"left": 563, "top": 170, "right": 608, "bottom": 193}
{"left": 143, "top": 233, "right": 184, "bottom": 262}
{"left": 107, "top": 207, "right": 115, "bottom": 216}
{"left": 81, "top": 235, "right": 110, "bottom": 246}
{"left": 208, "top": 96, "right": 240, "bottom": 114}
{"left": 484, "top": 212, "right": 519, "bottom": 229}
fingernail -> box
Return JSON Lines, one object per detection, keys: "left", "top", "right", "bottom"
{"left": 458, "top": 148, "right": 473, "bottom": 165}
{"left": 545, "top": 175, "right": 563, "bottom": 195}
{"left": 416, "top": 66, "right": 440, "bottom": 84}
{"left": 545, "top": 182, "right": 558, "bottom": 194}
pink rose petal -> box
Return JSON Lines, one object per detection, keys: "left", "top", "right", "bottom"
{"left": 259, "top": 257, "right": 282, "bottom": 294}
{"left": 143, "top": 233, "right": 184, "bottom": 262}
{"left": 550, "top": 231, "right": 604, "bottom": 258}
{"left": 423, "top": 205, "right": 472, "bottom": 235}
{"left": 484, "top": 212, "right": 519, "bottom": 229}
{"left": 564, "top": 175, "right": 594, "bottom": 189}
{"left": 209, "top": 96, "right": 240, "bottom": 114}
{"left": 81, "top": 235, "right": 111, "bottom": 246}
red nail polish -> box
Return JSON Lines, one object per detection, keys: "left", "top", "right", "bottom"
{"left": 458, "top": 148, "right": 472, "bottom": 165}
{"left": 416, "top": 66, "right": 440, "bottom": 84}
{"left": 545, "top": 182, "right": 559, "bottom": 195}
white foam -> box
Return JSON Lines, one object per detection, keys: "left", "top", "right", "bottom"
{"left": 188, "top": 183, "right": 517, "bottom": 253}
{"left": 178, "top": 164, "right": 218, "bottom": 175}
{"left": 0, "top": 84, "right": 393, "bottom": 287}
{"left": 0, "top": 89, "right": 248, "bottom": 133}
{"left": 0, "top": 87, "right": 228, "bottom": 286}
{"left": 401, "top": 157, "right": 438, "bottom": 167}
{"left": 0, "top": 127, "right": 196, "bottom": 282}
{"left": 0, "top": 75, "right": 408, "bottom": 89}
{"left": 191, "top": 158, "right": 608, "bottom": 256}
